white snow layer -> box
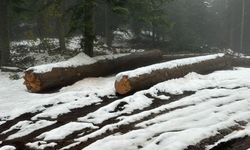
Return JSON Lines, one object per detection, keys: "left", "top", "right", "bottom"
{"left": 27, "top": 53, "right": 97, "bottom": 73}
{"left": 206, "top": 123, "right": 250, "bottom": 149}
{"left": 0, "top": 71, "right": 115, "bottom": 122}
{"left": 116, "top": 53, "right": 225, "bottom": 81}
{"left": 6, "top": 120, "right": 56, "bottom": 140}
{"left": 1, "top": 61, "right": 250, "bottom": 150}
{"left": 61, "top": 68, "right": 250, "bottom": 150}
{"left": 26, "top": 141, "right": 57, "bottom": 150}
{"left": 37, "top": 122, "right": 98, "bottom": 141}
{"left": 0, "top": 146, "right": 16, "bottom": 150}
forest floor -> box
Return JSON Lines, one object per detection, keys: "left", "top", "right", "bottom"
{"left": 0, "top": 66, "right": 250, "bottom": 150}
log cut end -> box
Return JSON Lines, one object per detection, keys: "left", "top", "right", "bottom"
{"left": 24, "top": 71, "right": 42, "bottom": 93}
{"left": 115, "top": 76, "right": 132, "bottom": 95}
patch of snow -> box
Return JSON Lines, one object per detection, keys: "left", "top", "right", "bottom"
{"left": 0, "top": 121, "right": 6, "bottom": 126}
{"left": 206, "top": 123, "right": 250, "bottom": 150}
{"left": 0, "top": 70, "right": 115, "bottom": 122}
{"left": 32, "top": 77, "right": 116, "bottom": 120}
{"left": 94, "top": 53, "right": 130, "bottom": 61}
{"left": 78, "top": 92, "right": 153, "bottom": 124}
{"left": 37, "top": 122, "right": 98, "bottom": 141}
{"left": 6, "top": 120, "right": 56, "bottom": 140}
{"left": 27, "top": 53, "right": 97, "bottom": 73}
{"left": 67, "top": 36, "right": 82, "bottom": 50}
{"left": 83, "top": 94, "right": 250, "bottom": 150}
{"left": 0, "top": 146, "right": 16, "bottom": 150}
{"left": 26, "top": 141, "right": 57, "bottom": 150}
{"left": 61, "top": 68, "right": 250, "bottom": 150}
{"left": 116, "top": 53, "right": 225, "bottom": 81}
{"left": 31, "top": 96, "right": 102, "bottom": 120}
{"left": 60, "top": 76, "right": 115, "bottom": 95}
{"left": 152, "top": 94, "right": 170, "bottom": 100}
{"left": 11, "top": 39, "right": 41, "bottom": 47}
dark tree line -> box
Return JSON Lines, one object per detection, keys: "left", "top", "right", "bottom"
{"left": 0, "top": 0, "right": 250, "bottom": 67}
{"left": 0, "top": 0, "right": 10, "bottom": 66}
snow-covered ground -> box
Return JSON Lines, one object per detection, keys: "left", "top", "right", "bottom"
{"left": 10, "top": 35, "right": 143, "bottom": 69}
{"left": 1, "top": 67, "right": 250, "bottom": 150}
{"left": 0, "top": 71, "right": 116, "bottom": 123}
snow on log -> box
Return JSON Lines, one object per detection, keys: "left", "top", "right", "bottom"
{"left": 162, "top": 53, "right": 212, "bottom": 62}
{"left": 24, "top": 50, "right": 162, "bottom": 93}
{"left": 115, "top": 53, "right": 231, "bottom": 95}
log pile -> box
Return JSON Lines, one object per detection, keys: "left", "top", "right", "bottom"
{"left": 24, "top": 50, "right": 163, "bottom": 93}
{"left": 24, "top": 50, "right": 250, "bottom": 94}
{"left": 115, "top": 54, "right": 231, "bottom": 95}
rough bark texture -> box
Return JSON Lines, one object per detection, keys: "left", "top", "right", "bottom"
{"left": 84, "top": 0, "right": 95, "bottom": 57}
{"left": 24, "top": 50, "right": 163, "bottom": 93}
{"left": 115, "top": 55, "right": 231, "bottom": 95}
{"left": 57, "top": 0, "right": 66, "bottom": 51}
{"left": 0, "top": 0, "right": 10, "bottom": 66}
{"left": 232, "top": 57, "right": 250, "bottom": 67}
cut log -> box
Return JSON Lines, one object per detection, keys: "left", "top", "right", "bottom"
{"left": 115, "top": 54, "right": 231, "bottom": 95}
{"left": 232, "top": 57, "right": 250, "bottom": 67}
{"left": 24, "top": 50, "right": 163, "bottom": 93}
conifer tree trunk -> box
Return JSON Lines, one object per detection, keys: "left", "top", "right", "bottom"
{"left": 240, "top": 0, "right": 246, "bottom": 52}
{"left": 57, "top": 0, "right": 66, "bottom": 51}
{"left": 0, "top": 0, "right": 10, "bottom": 66}
{"left": 84, "top": 0, "right": 95, "bottom": 57}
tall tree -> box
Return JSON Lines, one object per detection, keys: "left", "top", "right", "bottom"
{"left": 83, "top": 0, "right": 95, "bottom": 57}
{"left": 0, "top": 0, "right": 10, "bottom": 66}
{"left": 240, "top": 0, "right": 246, "bottom": 53}
{"left": 54, "top": 0, "right": 66, "bottom": 51}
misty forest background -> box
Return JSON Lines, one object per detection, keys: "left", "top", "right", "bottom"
{"left": 0, "top": 0, "right": 249, "bottom": 67}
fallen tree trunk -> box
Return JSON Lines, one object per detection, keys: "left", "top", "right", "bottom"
{"left": 24, "top": 50, "right": 162, "bottom": 93}
{"left": 232, "top": 57, "right": 250, "bottom": 67}
{"left": 115, "top": 54, "right": 231, "bottom": 95}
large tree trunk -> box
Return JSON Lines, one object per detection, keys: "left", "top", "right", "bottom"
{"left": 36, "top": 0, "right": 50, "bottom": 51}
{"left": 84, "top": 0, "right": 95, "bottom": 57}
{"left": 232, "top": 57, "right": 250, "bottom": 67}
{"left": 24, "top": 50, "right": 163, "bottom": 93}
{"left": 0, "top": 0, "right": 10, "bottom": 66}
{"left": 240, "top": 0, "right": 246, "bottom": 53}
{"left": 104, "top": 2, "right": 113, "bottom": 47}
{"left": 115, "top": 54, "right": 231, "bottom": 95}
{"left": 56, "top": 0, "right": 66, "bottom": 51}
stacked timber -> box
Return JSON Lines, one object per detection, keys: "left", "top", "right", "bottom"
{"left": 24, "top": 50, "right": 163, "bottom": 93}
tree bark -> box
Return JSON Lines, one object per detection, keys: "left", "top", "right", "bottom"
{"left": 56, "top": 0, "right": 66, "bottom": 51}
{"left": 232, "top": 57, "right": 250, "bottom": 67}
{"left": 115, "top": 54, "right": 231, "bottom": 95}
{"left": 240, "top": 0, "right": 246, "bottom": 52}
{"left": 84, "top": 0, "right": 95, "bottom": 57}
{"left": 0, "top": 0, "right": 10, "bottom": 66}
{"left": 24, "top": 50, "right": 163, "bottom": 93}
